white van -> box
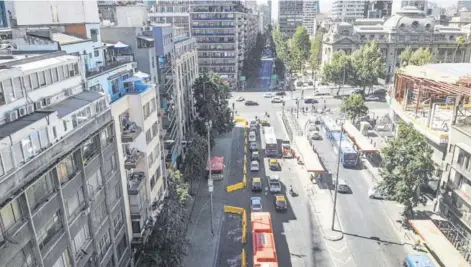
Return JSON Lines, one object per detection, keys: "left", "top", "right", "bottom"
{"left": 248, "top": 131, "right": 257, "bottom": 142}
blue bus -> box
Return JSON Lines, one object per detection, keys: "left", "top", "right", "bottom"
{"left": 403, "top": 254, "right": 436, "bottom": 267}
{"left": 321, "top": 117, "right": 341, "bottom": 140}
{"left": 340, "top": 142, "right": 358, "bottom": 168}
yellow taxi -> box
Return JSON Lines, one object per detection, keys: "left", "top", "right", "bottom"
{"left": 251, "top": 177, "right": 262, "bottom": 192}
{"left": 274, "top": 195, "right": 287, "bottom": 211}
{"left": 269, "top": 159, "right": 280, "bottom": 171}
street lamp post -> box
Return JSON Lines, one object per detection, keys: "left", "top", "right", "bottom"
{"left": 331, "top": 116, "right": 346, "bottom": 231}
{"left": 206, "top": 120, "right": 214, "bottom": 236}
{"left": 296, "top": 98, "right": 300, "bottom": 119}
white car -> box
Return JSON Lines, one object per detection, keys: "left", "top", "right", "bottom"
{"left": 248, "top": 131, "right": 257, "bottom": 142}
{"left": 264, "top": 93, "right": 274, "bottom": 98}
{"left": 271, "top": 97, "right": 283, "bottom": 103}
{"left": 365, "top": 95, "right": 381, "bottom": 101}
{"left": 236, "top": 96, "right": 245, "bottom": 102}
{"left": 250, "top": 197, "right": 262, "bottom": 212}
{"left": 250, "top": 161, "right": 260, "bottom": 172}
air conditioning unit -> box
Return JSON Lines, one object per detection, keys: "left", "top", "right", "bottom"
{"left": 34, "top": 101, "right": 44, "bottom": 110}
{"left": 43, "top": 97, "right": 51, "bottom": 106}
{"left": 64, "top": 88, "right": 73, "bottom": 96}
{"left": 18, "top": 106, "right": 27, "bottom": 117}
{"left": 26, "top": 104, "right": 35, "bottom": 114}
{"left": 7, "top": 110, "right": 18, "bottom": 122}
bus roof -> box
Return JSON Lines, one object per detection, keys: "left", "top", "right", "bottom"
{"left": 340, "top": 145, "right": 356, "bottom": 154}
{"left": 263, "top": 126, "right": 275, "bottom": 136}
{"left": 404, "top": 254, "right": 436, "bottom": 267}
{"left": 253, "top": 232, "right": 277, "bottom": 263}
{"left": 251, "top": 212, "right": 273, "bottom": 233}
{"left": 331, "top": 132, "right": 348, "bottom": 142}
{"left": 322, "top": 117, "right": 341, "bottom": 132}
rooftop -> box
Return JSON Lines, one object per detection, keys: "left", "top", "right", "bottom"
{"left": 0, "top": 111, "right": 53, "bottom": 139}
{"left": 51, "top": 33, "right": 89, "bottom": 45}
{"left": 0, "top": 51, "right": 75, "bottom": 71}
{"left": 44, "top": 91, "right": 104, "bottom": 118}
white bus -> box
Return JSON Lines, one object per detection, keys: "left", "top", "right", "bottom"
{"left": 263, "top": 127, "right": 278, "bottom": 157}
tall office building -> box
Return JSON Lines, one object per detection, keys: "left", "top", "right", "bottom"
{"left": 190, "top": 0, "right": 256, "bottom": 86}
{"left": 458, "top": 0, "right": 472, "bottom": 12}
{"left": 364, "top": 0, "right": 393, "bottom": 19}
{"left": 392, "top": 0, "right": 428, "bottom": 15}
{"left": 278, "top": 0, "right": 303, "bottom": 37}
{"left": 332, "top": 0, "right": 367, "bottom": 23}
{"left": 303, "top": 0, "right": 320, "bottom": 36}
{"left": 148, "top": 0, "right": 192, "bottom": 36}
{"left": 260, "top": 4, "right": 271, "bottom": 28}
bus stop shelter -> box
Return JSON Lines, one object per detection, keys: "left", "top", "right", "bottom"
{"left": 342, "top": 121, "right": 378, "bottom": 153}
{"left": 409, "top": 219, "right": 469, "bottom": 267}
{"left": 294, "top": 136, "right": 325, "bottom": 173}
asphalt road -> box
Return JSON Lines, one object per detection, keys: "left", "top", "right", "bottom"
{"left": 245, "top": 58, "right": 273, "bottom": 91}
{"left": 230, "top": 92, "right": 409, "bottom": 267}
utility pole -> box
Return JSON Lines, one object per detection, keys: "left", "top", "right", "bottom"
{"left": 296, "top": 98, "right": 300, "bottom": 118}
{"left": 331, "top": 117, "right": 345, "bottom": 230}
{"left": 206, "top": 120, "right": 214, "bottom": 236}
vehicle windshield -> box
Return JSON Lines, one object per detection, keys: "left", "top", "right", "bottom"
{"left": 344, "top": 153, "right": 357, "bottom": 160}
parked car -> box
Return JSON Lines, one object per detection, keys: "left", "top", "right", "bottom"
{"left": 275, "top": 91, "right": 286, "bottom": 96}
{"left": 248, "top": 131, "right": 257, "bottom": 142}
{"left": 251, "top": 177, "right": 263, "bottom": 192}
{"left": 251, "top": 151, "right": 260, "bottom": 161}
{"left": 271, "top": 97, "right": 283, "bottom": 103}
{"left": 268, "top": 175, "right": 282, "bottom": 193}
{"left": 304, "top": 98, "right": 318, "bottom": 104}
{"left": 264, "top": 93, "right": 274, "bottom": 98}
{"left": 250, "top": 161, "right": 260, "bottom": 172}
{"left": 245, "top": 100, "right": 259, "bottom": 106}
{"left": 250, "top": 197, "right": 262, "bottom": 212}
{"left": 236, "top": 96, "right": 245, "bottom": 102}
{"left": 269, "top": 159, "right": 280, "bottom": 171}
{"left": 368, "top": 186, "right": 391, "bottom": 200}
{"left": 274, "top": 195, "right": 288, "bottom": 211}
{"left": 250, "top": 142, "right": 258, "bottom": 151}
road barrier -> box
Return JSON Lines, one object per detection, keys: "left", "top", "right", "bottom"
{"left": 234, "top": 117, "right": 247, "bottom": 123}
{"left": 241, "top": 249, "right": 247, "bottom": 267}
{"left": 242, "top": 174, "right": 247, "bottom": 187}
{"left": 242, "top": 209, "right": 247, "bottom": 243}
{"left": 244, "top": 146, "right": 247, "bottom": 153}
{"left": 243, "top": 165, "right": 247, "bottom": 174}
{"left": 224, "top": 205, "right": 244, "bottom": 214}
{"left": 226, "top": 182, "right": 244, "bottom": 192}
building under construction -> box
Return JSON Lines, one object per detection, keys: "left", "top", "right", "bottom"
{"left": 389, "top": 63, "right": 471, "bottom": 266}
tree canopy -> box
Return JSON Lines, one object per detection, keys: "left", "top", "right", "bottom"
{"left": 192, "top": 73, "right": 234, "bottom": 140}
{"left": 322, "top": 51, "right": 351, "bottom": 88}
{"left": 400, "top": 47, "right": 432, "bottom": 66}
{"left": 399, "top": 46, "right": 413, "bottom": 67}
{"left": 340, "top": 94, "right": 369, "bottom": 124}
{"left": 272, "top": 26, "right": 290, "bottom": 78}
{"left": 350, "top": 40, "right": 386, "bottom": 92}
{"left": 182, "top": 134, "right": 208, "bottom": 190}
{"left": 379, "top": 122, "right": 435, "bottom": 216}
{"left": 289, "top": 26, "right": 310, "bottom": 72}
{"left": 309, "top": 31, "right": 323, "bottom": 77}
{"left": 242, "top": 33, "right": 265, "bottom": 78}
{"left": 454, "top": 36, "right": 466, "bottom": 62}
{"left": 139, "top": 171, "right": 190, "bottom": 266}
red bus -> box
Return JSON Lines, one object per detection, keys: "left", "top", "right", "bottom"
{"left": 251, "top": 212, "right": 279, "bottom": 267}
{"left": 206, "top": 156, "right": 224, "bottom": 180}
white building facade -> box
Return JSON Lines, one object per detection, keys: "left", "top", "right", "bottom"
{"left": 331, "top": 0, "right": 367, "bottom": 23}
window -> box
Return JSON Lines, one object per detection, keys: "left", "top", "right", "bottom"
{"left": 52, "top": 249, "right": 70, "bottom": 267}
{"left": 57, "top": 66, "right": 64, "bottom": 81}
{"left": 74, "top": 63, "right": 79, "bottom": 75}
{"left": 37, "top": 211, "right": 62, "bottom": 250}
{"left": 27, "top": 171, "right": 57, "bottom": 210}
{"left": 150, "top": 175, "right": 156, "bottom": 189}
{"left": 132, "top": 221, "right": 140, "bottom": 233}
{"left": 30, "top": 132, "right": 41, "bottom": 155}
{"left": 87, "top": 169, "right": 103, "bottom": 195}
{"left": 45, "top": 69, "right": 52, "bottom": 85}
{"left": 23, "top": 76, "right": 32, "bottom": 92}
{"left": 146, "top": 129, "right": 152, "bottom": 144}
{"left": 116, "top": 235, "right": 127, "bottom": 257}
{"left": 82, "top": 135, "right": 99, "bottom": 164}
{"left": 13, "top": 142, "right": 24, "bottom": 165}
{"left": 113, "top": 211, "right": 124, "bottom": 235}
{"left": 98, "top": 230, "right": 111, "bottom": 259}
{"left": 90, "top": 29, "right": 98, "bottom": 42}
{"left": 52, "top": 126, "right": 57, "bottom": 139}
{"left": 39, "top": 128, "right": 50, "bottom": 148}
{"left": 93, "top": 201, "right": 107, "bottom": 225}
{"left": 94, "top": 50, "right": 99, "bottom": 57}
{"left": 20, "top": 136, "right": 33, "bottom": 160}
{"left": 143, "top": 103, "right": 150, "bottom": 119}
{"left": 38, "top": 71, "right": 46, "bottom": 86}
{"left": 51, "top": 68, "right": 58, "bottom": 82}
{"left": 0, "top": 199, "right": 23, "bottom": 231}
{"left": 111, "top": 78, "right": 120, "bottom": 94}
{"left": 5, "top": 242, "right": 35, "bottom": 267}
{"left": 1, "top": 148, "right": 13, "bottom": 173}
{"left": 152, "top": 122, "right": 158, "bottom": 137}
{"left": 111, "top": 154, "right": 117, "bottom": 171}
{"left": 57, "top": 152, "right": 79, "bottom": 184}
{"left": 63, "top": 65, "right": 69, "bottom": 78}
{"left": 105, "top": 154, "right": 117, "bottom": 175}
{"left": 2, "top": 78, "right": 14, "bottom": 102}
{"left": 100, "top": 124, "right": 114, "bottom": 147}
{"left": 66, "top": 187, "right": 84, "bottom": 218}
{"left": 63, "top": 120, "right": 68, "bottom": 132}
{"left": 72, "top": 224, "right": 90, "bottom": 257}
{"left": 13, "top": 77, "right": 24, "bottom": 99}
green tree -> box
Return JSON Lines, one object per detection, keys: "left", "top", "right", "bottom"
{"left": 272, "top": 27, "right": 290, "bottom": 63}
{"left": 454, "top": 35, "right": 465, "bottom": 62}
{"left": 379, "top": 122, "right": 435, "bottom": 217}
{"left": 322, "top": 51, "right": 351, "bottom": 90}
{"left": 182, "top": 134, "right": 208, "bottom": 194}
{"left": 409, "top": 47, "right": 432, "bottom": 66}
{"left": 192, "top": 73, "right": 234, "bottom": 140}
{"left": 309, "top": 31, "right": 323, "bottom": 79}
{"left": 139, "top": 171, "right": 190, "bottom": 266}
{"left": 340, "top": 94, "right": 369, "bottom": 124}
{"left": 399, "top": 46, "right": 414, "bottom": 66}
{"left": 242, "top": 33, "right": 265, "bottom": 78}
{"left": 350, "top": 40, "right": 386, "bottom": 93}
{"left": 289, "top": 26, "right": 310, "bottom": 72}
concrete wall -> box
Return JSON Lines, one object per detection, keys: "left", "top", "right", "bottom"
{"left": 8, "top": 0, "right": 100, "bottom": 26}
{"left": 115, "top": 6, "right": 148, "bottom": 27}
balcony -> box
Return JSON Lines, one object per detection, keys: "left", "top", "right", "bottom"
{"left": 121, "top": 124, "right": 142, "bottom": 143}
{"left": 124, "top": 78, "right": 154, "bottom": 94}
{"left": 124, "top": 149, "right": 144, "bottom": 169}
{"left": 442, "top": 190, "right": 471, "bottom": 228}
{"left": 447, "top": 179, "right": 471, "bottom": 206}
{"left": 197, "top": 48, "right": 235, "bottom": 51}
{"left": 127, "top": 172, "right": 145, "bottom": 195}
{"left": 86, "top": 56, "right": 135, "bottom": 78}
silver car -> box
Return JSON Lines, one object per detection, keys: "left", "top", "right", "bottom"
{"left": 250, "top": 197, "right": 262, "bottom": 212}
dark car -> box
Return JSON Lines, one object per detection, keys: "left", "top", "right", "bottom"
{"left": 245, "top": 100, "right": 259, "bottom": 106}
{"left": 251, "top": 177, "right": 263, "bottom": 192}
{"left": 275, "top": 91, "right": 286, "bottom": 96}
{"left": 304, "top": 98, "right": 318, "bottom": 104}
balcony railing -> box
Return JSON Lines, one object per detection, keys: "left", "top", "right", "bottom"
{"left": 121, "top": 123, "right": 142, "bottom": 143}
{"left": 86, "top": 56, "right": 135, "bottom": 78}
{"left": 192, "top": 25, "right": 234, "bottom": 28}
{"left": 442, "top": 192, "right": 471, "bottom": 228}
{"left": 447, "top": 180, "right": 471, "bottom": 205}
{"left": 124, "top": 149, "right": 144, "bottom": 169}
{"left": 193, "top": 33, "right": 235, "bottom": 36}
{"left": 128, "top": 171, "right": 145, "bottom": 194}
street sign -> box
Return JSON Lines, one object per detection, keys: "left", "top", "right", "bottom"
{"left": 271, "top": 74, "right": 278, "bottom": 80}
{"left": 240, "top": 76, "right": 246, "bottom": 81}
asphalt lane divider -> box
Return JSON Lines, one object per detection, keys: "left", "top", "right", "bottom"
{"left": 226, "top": 182, "right": 244, "bottom": 192}
{"left": 241, "top": 248, "right": 247, "bottom": 267}
{"left": 223, "top": 205, "right": 247, "bottom": 244}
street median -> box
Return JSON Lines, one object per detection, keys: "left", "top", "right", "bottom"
{"left": 223, "top": 205, "right": 247, "bottom": 244}
{"left": 241, "top": 248, "right": 247, "bottom": 267}
{"left": 226, "top": 182, "right": 244, "bottom": 192}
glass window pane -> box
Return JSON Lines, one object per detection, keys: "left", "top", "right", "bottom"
{"left": 45, "top": 69, "right": 52, "bottom": 84}
{"left": 3, "top": 79, "right": 14, "bottom": 102}
{"left": 57, "top": 66, "right": 64, "bottom": 81}
{"left": 38, "top": 71, "right": 46, "bottom": 86}
{"left": 23, "top": 76, "right": 32, "bottom": 92}
{"left": 13, "top": 143, "right": 24, "bottom": 165}
{"left": 39, "top": 128, "right": 50, "bottom": 148}
{"left": 51, "top": 68, "right": 58, "bottom": 82}
{"left": 13, "top": 77, "right": 24, "bottom": 99}
{"left": 21, "top": 136, "right": 33, "bottom": 160}
{"left": 31, "top": 73, "right": 39, "bottom": 89}
{"left": 1, "top": 149, "right": 13, "bottom": 173}
{"left": 30, "top": 132, "right": 41, "bottom": 155}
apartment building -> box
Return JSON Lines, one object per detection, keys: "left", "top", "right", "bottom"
{"left": 148, "top": 0, "right": 192, "bottom": 37}
{"left": 190, "top": 0, "right": 250, "bottom": 86}
{"left": 364, "top": 0, "right": 392, "bottom": 19}
{"left": 332, "top": 0, "right": 367, "bottom": 23}
{"left": 458, "top": 0, "right": 472, "bottom": 12}
{"left": 0, "top": 51, "right": 131, "bottom": 267}
{"left": 260, "top": 3, "right": 271, "bottom": 27}
{"left": 278, "top": 0, "right": 303, "bottom": 38}
{"left": 302, "top": 0, "right": 320, "bottom": 36}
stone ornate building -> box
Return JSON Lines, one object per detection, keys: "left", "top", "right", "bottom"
{"left": 321, "top": 7, "right": 471, "bottom": 83}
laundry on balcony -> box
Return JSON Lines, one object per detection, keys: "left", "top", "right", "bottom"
{"left": 124, "top": 148, "right": 144, "bottom": 169}
{"left": 121, "top": 115, "right": 138, "bottom": 133}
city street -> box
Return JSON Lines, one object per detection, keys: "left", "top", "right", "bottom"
{"left": 231, "top": 91, "right": 409, "bottom": 267}
{"left": 245, "top": 58, "right": 273, "bottom": 91}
